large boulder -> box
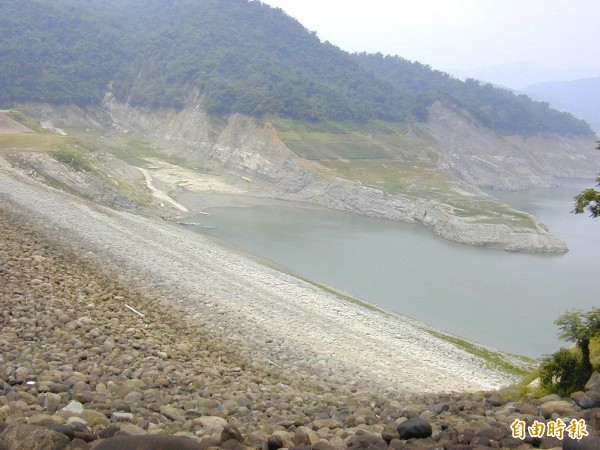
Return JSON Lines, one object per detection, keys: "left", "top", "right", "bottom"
{"left": 396, "top": 418, "right": 432, "bottom": 439}
{"left": 584, "top": 372, "right": 600, "bottom": 392}
{"left": 346, "top": 434, "right": 388, "bottom": 450}
{"left": 61, "top": 400, "right": 84, "bottom": 415}
{"left": 500, "top": 436, "right": 526, "bottom": 448}
{"left": 563, "top": 434, "right": 600, "bottom": 450}
{"left": 312, "top": 419, "right": 341, "bottom": 430}
{"left": 114, "top": 378, "right": 146, "bottom": 398}
{"left": 267, "top": 434, "right": 284, "bottom": 450}
{"left": 478, "top": 426, "right": 506, "bottom": 441}
{"left": 196, "top": 416, "right": 227, "bottom": 428}
{"left": 38, "top": 392, "right": 62, "bottom": 413}
{"left": 381, "top": 424, "right": 400, "bottom": 443}
{"left": 80, "top": 410, "right": 110, "bottom": 430}
{"left": 539, "top": 400, "right": 577, "bottom": 419}
{"left": 94, "top": 435, "right": 203, "bottom": 450}
{"left": 0, "top": 424, "right": 70, "bottom": 450}
{"left": 577, "top": 392, "right": 600, "bottom": 409}
{"left": 220, "top": 425, "right": 243, "bottom": 443}
{"left": 310, "top": 441, "right": 338, "bottom": 450}
{"left": 159, "top": 405, "right": 186, "bottom": 422}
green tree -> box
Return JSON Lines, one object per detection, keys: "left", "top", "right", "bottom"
{"left": 539, "top": 349, "right": 581, "bottom": 396}
{"left": 540, "top": 308, "right": 600, "bottom": 395}
{"left": 556, "top": 309, "right": 600, "bottom": 378}
{"left": 573, "top": 142, "right": 600, "bottom": 217}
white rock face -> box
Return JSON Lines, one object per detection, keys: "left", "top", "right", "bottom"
{"left": 101, "top": 99, "right": 576, "bottom": 252}
{"left": 425, "top": 100, "right": 599, "bottom": 190}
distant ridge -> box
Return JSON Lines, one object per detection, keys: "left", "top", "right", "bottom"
{"left": 521, "top": 77, "right": 600, "bottom": 133}
{"left": 449, "top": 61, "right": 600, "bottom": 90}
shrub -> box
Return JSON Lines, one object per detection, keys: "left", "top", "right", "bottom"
{"left": 539, "top": 348, "right": 583, "bottom": 396}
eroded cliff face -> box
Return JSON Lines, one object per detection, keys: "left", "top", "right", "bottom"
{"left": 99, "top": 97, "right": 572, "bottom": 253}
{"left": 104, "top": 99, "right": 420, "bottom": 217}
{"left": 425, "top": 100, "right": 599, "bottom": 190}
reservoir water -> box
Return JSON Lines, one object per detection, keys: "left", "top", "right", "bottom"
{"left": 179, "top": 180, "right": 600, "bottom": 358}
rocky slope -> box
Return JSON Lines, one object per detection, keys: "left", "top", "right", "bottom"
{"left": 1, "top": 168, "right": 519, "bottom": 393}
{"left": 425, "top": 100, "right": 599, "bottom": 190}
{"left": 6, "top": 150, "right": 150, "bottom": 214}
{"left": 1, "top": 167, "right": 600, "bottom": 450}
{"left": 10, "top": 97, "right": 594, "bottom": 253}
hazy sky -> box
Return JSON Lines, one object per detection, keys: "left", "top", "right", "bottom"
{"left": 260, "top": 0, "right": 600, "bottom": 87}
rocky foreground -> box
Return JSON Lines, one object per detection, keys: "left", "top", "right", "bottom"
{"left": 1, "top": 171, "right": 600, "bottom": 449}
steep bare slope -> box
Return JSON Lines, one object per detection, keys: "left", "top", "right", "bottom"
{"left": 425, "top": 100, "right": 599, "bottom": 190}
{"left": 101, "top": 98, "right": 568, "bottom": 252}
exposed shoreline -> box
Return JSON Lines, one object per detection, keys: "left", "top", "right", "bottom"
{"left": 0, "top": 167, "right": 519, "bottom": 393}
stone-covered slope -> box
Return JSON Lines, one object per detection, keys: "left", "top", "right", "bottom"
{"left": 1, "top": 173, "right": 599, "bottom": 449}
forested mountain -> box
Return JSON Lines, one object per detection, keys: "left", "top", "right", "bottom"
{"left": 0, "top": 0, "right": 124, "bottom": 105}
{"left": 0, "top": 0, "right": 593, "bottom": 136}
{"left": 353, "top": 54, "right": 593, "bottom": 136}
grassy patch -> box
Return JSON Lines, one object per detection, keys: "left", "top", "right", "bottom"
{"left": 322, "top": 159, "right": 444, "bottom": 194}
{"left": 296, "top": 275, "right": 381, "bottom": 313}
{"left": 427, "top": 329, "right": 535, "bottom": 377}
{"left": 592, "top": 337, "right": 600, "bottom": 366}
{"left": 0, "top": 131, "right": 102, "bottom": 174}
{"left": 278, "top": 130, "right": 391, "bottom": 160}
{"left": 6, "top": 110, "right": 45, "bottom": 132}
{"left": 446, "top": 200, "right": 537, "bottom": 228}
{"left": 3, "top": 153, "right": 78, "bottom": 194}
{"left": 0, "top": 133, "right": 72, "bottom": 152}
{"left": 77, "top": 132, "right": 194, "bottom": 169}
{"left": 272, "top": 118, "right": 409, "bottom": 160}
{"left": 0, "top": 131, "right": 105, "bottom": 178}
{"left": 269, "top": 117, "right": 541, "bottom": 230}
{"left": 50, "top": 148, "right": 96, "bottom": 172}
{"left": 105, "top": 137, "right": 183, "bottom": 166}
{"left": 502, "top": 339, "right": 600, "bottom": 399}
{"left": 65, "top": 128, "right": 214, "bottom": 174}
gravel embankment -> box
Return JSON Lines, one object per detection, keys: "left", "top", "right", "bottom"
{"left": 0, "top": 170, "right": 513, "bottom": 393}
{"left": 3, "top": 168, "right": 598, "bottom": 449}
